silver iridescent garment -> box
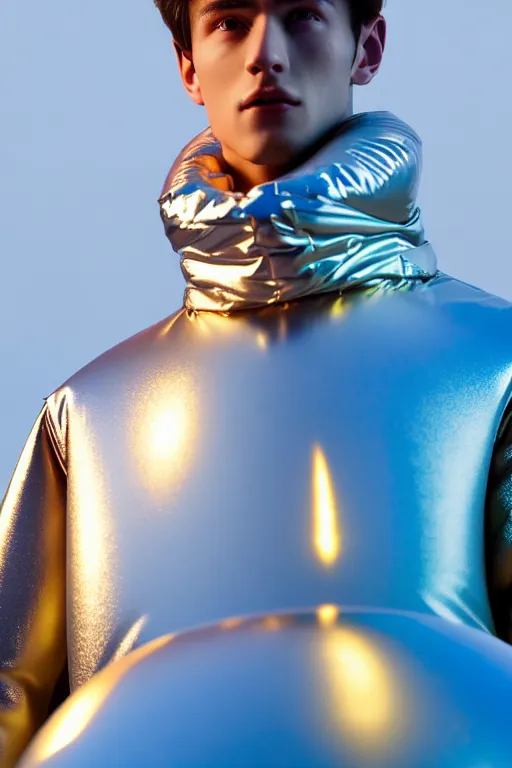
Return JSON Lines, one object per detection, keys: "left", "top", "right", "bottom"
{"left": 2, "top": 111, "right": 512, "bottom": 767}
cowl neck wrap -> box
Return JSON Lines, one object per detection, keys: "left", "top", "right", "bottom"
{"left": 159, "top": 111, "right": 437, "bottom": 313}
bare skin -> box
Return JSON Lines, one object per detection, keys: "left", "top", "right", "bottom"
{"left": 175, "top": 0, "right": 386, "bottom": 193}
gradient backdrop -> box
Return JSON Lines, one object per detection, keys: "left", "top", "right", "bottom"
{"left": 1, "top": 0, "right": 512, "bottom": 491}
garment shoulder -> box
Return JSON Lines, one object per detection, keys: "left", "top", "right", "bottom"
{"left": 427, "top": 273, "right": 512, "bottom": 342}
{"left": 431, "top": 272, "right": 512, "bottom": 306}
{"left": 47, "top": 308, "right": 186, "bottom": 409}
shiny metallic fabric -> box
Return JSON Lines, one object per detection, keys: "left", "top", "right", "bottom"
{"left": 17, "top": 609, "right": 512, "bottom": 767}
{"left": 159, "top": 112, "right": 437, "bottom": 312}
{"left": 2, "top": 280, "right": 512, "bottom": 765}
{"left": 2, "top": 111, "right": 512, "bottom": 767}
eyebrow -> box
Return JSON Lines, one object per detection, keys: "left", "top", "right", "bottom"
{"left": 196, "top": 0, "right": 334, "bottom": 21}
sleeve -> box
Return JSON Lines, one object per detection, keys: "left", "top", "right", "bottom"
{"left": 486, "top": 399, "right": 512, "bottom": 643}
{"left": 0, "top": 399, "right": 67, "bottom": 768}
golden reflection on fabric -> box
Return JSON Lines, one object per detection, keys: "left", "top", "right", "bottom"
{"left": 317, "top": 626, "right": 398, "bottom": 748}
{"left": 68, "top": 404, "right": 117, "bottom": 687}
{"left": 0, "top": 409, "right": 66, "bottom": 768}
{"left": 131, "top": 370, "right": 198, "bottom": 501}
{"left": 312, "top": 444, "right": 341, "bottom": 567}
{"left": 316, "top": 604, "right": 340, "bottom": 627}
{"left": 34, "top": 686, "right": 106, "bottom": 763}
{"left": 27, "top": 634, "right": 172, "bottom": 764}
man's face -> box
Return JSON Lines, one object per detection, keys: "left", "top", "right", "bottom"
{"left": 178, "top": 0, "right": 385, "bottom": 190}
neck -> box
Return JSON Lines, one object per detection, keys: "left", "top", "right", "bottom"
{"left": 224, "top": 159, "right": 287, "bottom": 194}
{"left": 223, "top": 100, "right": 355, "bottom": 194}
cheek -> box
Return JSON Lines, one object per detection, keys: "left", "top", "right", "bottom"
{"left": 195, "top": 45, "right": 239, "bottom": 81}
{"left": 195, "top": 77, "right": 239, "bottom": 143}
{"left": 325, "top": 39, "right": 355, "bottom": 81}
{"left": 194, "top": 54, "right": 239, "bottom": 110}
{"left": 295, "top": 36, "right": 354, "bottom": 93}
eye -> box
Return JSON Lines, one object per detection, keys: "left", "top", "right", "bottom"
{"left": 216, "top": 16, "right": 244, "bottom": 32}
{"left": 214, "top": 8, "right": 320, "bottom": 34}
{"left": 287, "top": 8, "right": 321, "bottom": 24}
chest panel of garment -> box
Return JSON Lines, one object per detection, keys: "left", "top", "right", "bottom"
{"left": 62, "top": 278, "right": 512, "bottom": 687}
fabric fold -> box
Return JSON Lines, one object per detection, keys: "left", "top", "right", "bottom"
{"left": 159, "top": 111, "right": 437, "bottom": 312}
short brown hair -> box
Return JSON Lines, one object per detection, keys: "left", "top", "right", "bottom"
{"left": 154, "top": 0, "right": 384, "bottom": 52}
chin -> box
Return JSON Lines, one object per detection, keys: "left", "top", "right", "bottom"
{"left": 242, "top": 136, "right": 300, "bottom": 169}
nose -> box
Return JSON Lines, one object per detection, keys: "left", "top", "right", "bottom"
{"left": 245, "top": 15, "right": 289, "bottom": 76}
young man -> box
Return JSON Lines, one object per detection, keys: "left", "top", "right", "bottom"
{"left": 159, "top": 0, "right": 385, "bottom": 193}
{"left": 3, "top": 0, "right": 512, "bottom": 765}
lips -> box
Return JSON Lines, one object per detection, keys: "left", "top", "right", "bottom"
{"left": 249, "top": 98, "right": 290, "bottom": 107}
{"left": 242, "top": 88, "right": 301, "bottom": 110}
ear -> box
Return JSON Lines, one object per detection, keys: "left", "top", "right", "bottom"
{"left": 351, "top": 15, "right": 386, "bottom": 87}
{"left": 173, "top": 40, "right": 205, "bottom": 106}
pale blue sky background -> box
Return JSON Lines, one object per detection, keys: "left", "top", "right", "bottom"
{"left": 1, "top": 0, "right": 512, "bottom": 491}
